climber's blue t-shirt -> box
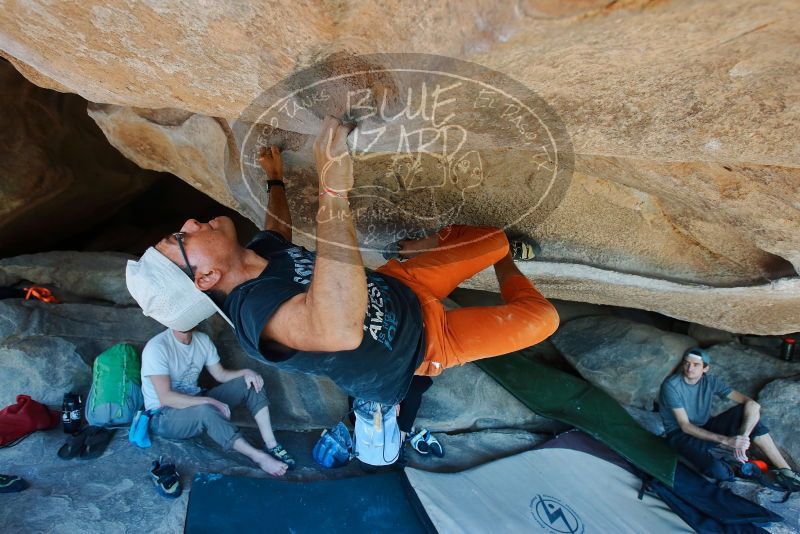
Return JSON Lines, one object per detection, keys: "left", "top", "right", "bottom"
{"left": 223, "top": 231, "right": 425, "bottom": 405}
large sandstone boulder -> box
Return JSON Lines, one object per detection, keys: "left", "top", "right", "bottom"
{"left": 415, "top": 364, "right": 558, "bottom": 433}
{"left": 0, "top": 300, "right": 164, "bottom": 366}
{"left": 550, "top": 316, "right": 696, "bottom": 409}
{"left": 758, "top": 378, "right": 800, "bottom": 469}
{"left": 1, "top": 1, "right": 799, "bottom": 334}
{"left": 469, "top": 263, "right": 800, "bottom": 336}
{"left": 0, "top": 1, "right": 610, "bottom": 115}
{"left": 687, "top": 324, "right": 737, "bottom": 347}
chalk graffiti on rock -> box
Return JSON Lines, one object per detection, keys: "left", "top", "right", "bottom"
{"left": 232, "top": 54, "right": 574, "bottom": 253}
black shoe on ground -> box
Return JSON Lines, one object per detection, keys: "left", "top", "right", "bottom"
{"left": 150, "top": 456, "right": 182, "bottom": 499}
{"left": 0, "top": 474, "right": 28, "bottom": 493}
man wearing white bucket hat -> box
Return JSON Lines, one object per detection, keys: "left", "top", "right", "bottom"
{"left": 126, "top": 116, "right": 558, "bottom": 416}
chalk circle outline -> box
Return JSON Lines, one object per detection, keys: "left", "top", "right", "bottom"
{"left": 230, "top": 53, "right": 573, "bottom": 255}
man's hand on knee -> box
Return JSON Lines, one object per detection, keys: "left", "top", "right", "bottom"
{"left": 242, "top": 369, "right": 264, "bottom": 393}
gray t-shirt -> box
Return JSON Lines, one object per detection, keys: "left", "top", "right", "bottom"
{"left": 659, "top": 373, "right": 732, "bottom": 434}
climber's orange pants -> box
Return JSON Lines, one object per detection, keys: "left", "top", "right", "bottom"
{"left": 377, "top": 225, "right": 560, "bottom": 377}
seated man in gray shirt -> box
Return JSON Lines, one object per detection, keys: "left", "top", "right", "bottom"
{"left": 659, "top": 347, "right": 799, "bottom": 487}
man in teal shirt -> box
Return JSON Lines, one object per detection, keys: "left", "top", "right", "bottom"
{"left": 660, "top": 347, "right": 799, "bottom": 488}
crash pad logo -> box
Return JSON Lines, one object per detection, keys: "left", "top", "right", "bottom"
{"left": 231, "top": 53, "right": 573, "bottom": 257}
{"left": 531, "top": 494, "right": 584, "bottom": 534}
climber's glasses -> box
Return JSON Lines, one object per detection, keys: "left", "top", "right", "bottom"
{"left": 172, "top": 232, "right": 194, "bottom": 280}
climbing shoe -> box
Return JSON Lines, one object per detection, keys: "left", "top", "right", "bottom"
{"left": 509, "top": 236, "right": 541, "bottom": 261}
{"left": 774, "top": 468, "right": 800, "bottom": 492}
{"left": 382, "top": 241, "right": 402, "bottom": 261}
{"left": 266, "top": 443, "right": 296, "bottom": 470}
{"left": 0, "top": 474, "right": 27, "bottom": 493}
{"left": 150, "top": 456, "right": 182, "bottom": 499}
{"left": 423, "top": 430, "right": 445, "bottom": 458}
{"left": 381, "top": 230, "right": 430, "bottom": 261}
{"left": 409, "top": 428, "right": 430, "bottom": 455}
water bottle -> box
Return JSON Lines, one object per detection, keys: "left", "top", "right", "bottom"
{"left": 61, "top": 393, "right": 82, "bottom": 434}
{"left": 61, "top": 393, "right": 75, "bottom": 433}
{"left": 740, "top": 461, "right": 761, "bottom": 479}
{"left": 780, "top": 337, "right": 795, "bottom": 361}
{"left": 71, "top": 393, "right": 83, "bottom": 430}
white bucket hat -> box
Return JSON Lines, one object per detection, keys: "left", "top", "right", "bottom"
{"left": 353, "top": 400, "right": 401, "bottom": 466}
{"left": 125, "top": 247, "right": 233, "bottom": 331}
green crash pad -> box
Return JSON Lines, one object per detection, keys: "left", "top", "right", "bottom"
{"left": 476, "top": 353, "right": 677, "bottom": 486}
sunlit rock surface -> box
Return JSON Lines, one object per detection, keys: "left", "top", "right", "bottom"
{"left": 1, "top": 0, "right": 798, "bottom": 334}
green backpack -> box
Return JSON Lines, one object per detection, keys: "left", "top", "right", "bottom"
{"left": 85, "top": 343, "right": 144, "bottom": 427}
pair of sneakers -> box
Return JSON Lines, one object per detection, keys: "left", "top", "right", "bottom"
{"left": 408, "top": 428, "right": 444, "bottom": 458}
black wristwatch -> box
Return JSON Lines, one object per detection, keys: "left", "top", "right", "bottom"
{"left": 267, "top": 180, "right": 285, "bottom": 191}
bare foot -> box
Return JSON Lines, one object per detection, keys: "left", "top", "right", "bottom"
{"left": 254, "top": 452, "right": 288, "bottom": 477}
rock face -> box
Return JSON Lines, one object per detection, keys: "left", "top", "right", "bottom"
{"left": 0, "top": 59, "right": 158, "bottom": 257}
{"left": 469, "top": 262, "right": 800, "bottom": 336}
{"left": 0, "top": 336, "right": 91, "bottom": 407}
{"left": 0, "top": 251, "right": 136, "bottom": 305}
{"left": 1, "top": 1, "right": 800, "bottom": 333}
{"left": 705, "top": 343, "right": 800, "bottom": 401}
{"left": 687, "top": 324, "right": 737, "bottom": 346}
{"left": 551, "top": 316, "right": 696, "bottom": 409}
{"left": 758, "top": 378, "right": 800, "bottom": 470}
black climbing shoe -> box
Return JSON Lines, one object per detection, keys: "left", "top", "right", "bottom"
{"left": 150, "top": 456, "right": 182, "bottom": 499}
{"left": 509, "top": 236, "right": 541, "bottom": 261}
{"left": 0, "top": 474, "right": 28, "bottom": 493}
{"left": 266, "top": 443, "right": 296, "bottom": 470}
{"left": 774, "top": 469, "right": 800, "bottom": 492}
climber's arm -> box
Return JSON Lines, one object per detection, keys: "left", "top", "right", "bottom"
{"left": 259, "top": 145, "right": 292, "bottom": 240}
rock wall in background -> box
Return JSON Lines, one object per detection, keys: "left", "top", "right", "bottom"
{"left": 0, "top": 60, "right": 159, "bottom": 256}
{"left": 1, "top": 0, "right": 799, "bottom": 333}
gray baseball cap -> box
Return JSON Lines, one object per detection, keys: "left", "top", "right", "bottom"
{"left": 684, "top": 347, "right": 711, "bottom": 365}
